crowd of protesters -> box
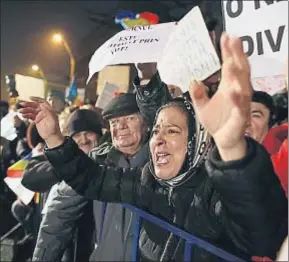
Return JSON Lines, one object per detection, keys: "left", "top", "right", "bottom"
{"left": 0, "top": 15, "right": 288, "bottom": 262}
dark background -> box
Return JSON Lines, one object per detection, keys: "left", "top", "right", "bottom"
{"left": 1, "top": 0, "right": 223, "bottom": 100}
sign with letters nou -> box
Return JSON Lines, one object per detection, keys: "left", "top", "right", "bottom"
{"left": 87, "top": 7, "right": 221, "bottom": 92}
{"left": 222, "top": 0, "right": 288, "bottom": 95}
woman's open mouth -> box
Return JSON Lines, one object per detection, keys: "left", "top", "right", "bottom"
{"left": 155, "top": 152, "right": 171, "bottom": 165}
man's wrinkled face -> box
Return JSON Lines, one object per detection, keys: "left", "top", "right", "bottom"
{"left": 72, "top": 131, "right": 100, "bottom": 153}
{"left": 245, "top": 102, "right": 270, "bottom": 143}
{"left": 109, "top": 113, "right": 146, "bottom": 155}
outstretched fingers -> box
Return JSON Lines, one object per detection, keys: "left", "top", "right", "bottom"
{"left": 220, "top": 33, "right": 232, "bottom": 63}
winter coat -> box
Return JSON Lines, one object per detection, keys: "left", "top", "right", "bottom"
{"left": 44, "top": 135, "right": 288, "bottom": 261}
{"left": 31, "top": 141, "right": 149, "bottom": 262}
{"left": 22, "top": 155, "right": 94, "bottom": 262}
{"left": 43, "top": 71, "right": 287, "bottom": 261}
{"left": 22, "top": 155, "right": 58, "bottom": 210}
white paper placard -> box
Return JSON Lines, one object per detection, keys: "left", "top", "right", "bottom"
{"left": 158, "top": 7, "right": 220, "bottom": 91}
{"left": 87, "top": 22, "right": 176, "bottom": 82}
{"left": 1, "top": 111, "right": 17, "bottom": 141}
{"left": 222, "top": 0, "right": 288, "bottom": 94}
{"left": 87, "top": 7, "right": 220, "bottom": 92}
{"left": 4, "top": 177, "right": 35, "bottom": 205}
{"left": 95, "top": 82, "right": 120, "bottom": 109}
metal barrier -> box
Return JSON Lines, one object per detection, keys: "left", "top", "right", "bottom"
{"left": 122, "top": 204, "right": 245, "bottom": 262}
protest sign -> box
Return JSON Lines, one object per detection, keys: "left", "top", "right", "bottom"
{"left": 95, "top": 82, "right": 120, "bottom": 109}
{"left": 158, "top": 7, "right": 221, "bottom": 92}
{"left": 87, "top": 22, "right": 176, "bottom": 82}
{"left": 0, "top": 111, "right": 17, "bottom": 141}
{"left": 15, "top": 74, "right": 45, "bottom": 101}
{"left": 87, "top": 7, "right": 220, "bottom": 92}
{"left": 222, "top": 0, "right": 288, "bottom": 94}
{"left": 97, "top": 65, "right": 130, "bottom": 95}
{"left": 4, "top": 177, "right": 35, "bottom": 205}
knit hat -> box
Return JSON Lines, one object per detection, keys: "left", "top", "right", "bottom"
{"left": 67, "top": 109, "right": 103, "bottom": 137}
{"left": 252, "top": 91, "right": 276, "bottom": 127}
{"left": 102, "top": 93, "right": 139, "bottom": 120}
{"left": 26, "top": 123, "right": 44, "bottom": 149}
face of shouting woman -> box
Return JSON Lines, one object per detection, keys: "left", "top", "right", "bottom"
{"left": 150, "top": 106, "right": 188, "bottom": 180}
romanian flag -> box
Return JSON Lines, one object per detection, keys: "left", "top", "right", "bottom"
{"left": 7, "top": 152, "right": 32, "bottom": 178}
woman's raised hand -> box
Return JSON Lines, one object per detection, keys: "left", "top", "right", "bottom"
{"left": 189, "top": 33, "right": 252, "bottom": 161}
{"left": 19, "top": 97, "right": 65, "bottom": 148}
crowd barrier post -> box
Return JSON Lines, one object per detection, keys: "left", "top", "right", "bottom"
{"left": 122, "top": 204, "right": 245, "bottom": 262}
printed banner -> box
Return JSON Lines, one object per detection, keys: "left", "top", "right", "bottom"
{"left": 87, "top": 22, "right": 176, "bottom": 82}
{"left": 222, "top": 0, "right": 288, "bottom": 94}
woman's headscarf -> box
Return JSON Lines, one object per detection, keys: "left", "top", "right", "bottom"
{"left": 148, "top": 95, "right": 212, "bottom": 188}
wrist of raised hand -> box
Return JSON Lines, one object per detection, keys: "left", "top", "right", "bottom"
{"left": 216, "top": 138, "right": 247, "bottom": 162}
{"left": 45, "top": 133, "right": 65, "bottom": 149}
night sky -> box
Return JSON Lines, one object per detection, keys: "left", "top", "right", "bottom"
{"left": 1, "top": 0, "right": 119, "bottom": 99}
{"left": 1, "top": 0, "right": 220, "bottom": 100}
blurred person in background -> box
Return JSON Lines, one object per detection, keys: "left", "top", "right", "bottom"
{"left": 1, "top": 102, "right": 31, "bottom": 175}
{"left": 0, "top": 100, "right": 9, "bottom": 120}
{"left": 245, "top": 90, "right": 288, "bottom": 196}
{"left": 46, "top": 90, "right": 65, "bottom": 114}
{"left": 272, "top": 88, "right": 288, "bottom": 125}
{"left": 11, "top": 123, "right": 46, "bottom": 246}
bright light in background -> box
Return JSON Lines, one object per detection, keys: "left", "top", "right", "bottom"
{"left": 5, "top": 75, "right": 10, "bottom": 84}
{"left": 31, "top": 64, "right": 39, "bottom": 71}
{"left": 53, "top": 33, "right": 63, "bottom": 43}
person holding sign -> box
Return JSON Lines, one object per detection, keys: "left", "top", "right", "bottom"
{"left": 20, "top": 34, "right": 287, "bottom": 261}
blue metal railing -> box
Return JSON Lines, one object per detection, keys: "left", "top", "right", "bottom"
{"left": 122, "top": 204, "right": 245, "bottom": 262}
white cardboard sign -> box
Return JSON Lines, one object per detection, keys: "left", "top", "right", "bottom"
{"left": 4, "top": 177, "right": 35, "bottom": 205}
{"left": 95, "top": 82, "right": 120, "bottom": 109}
{"left": 222, "top": 0, "right": 288, "bottom": 94}
{"left": 87, "top": 7, "right": 221, "bottom": 91}
{"left": 87, "top": 22, "right": 176, "bottom": 82}
{"left": 158, "top": 7, "right": 220, "bottom": 91}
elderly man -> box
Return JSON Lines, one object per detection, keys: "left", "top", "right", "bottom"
{"left": 30, "top": 93, "right": 154, "bottom": 262}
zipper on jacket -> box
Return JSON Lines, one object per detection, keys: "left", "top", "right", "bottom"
{"left": 168, "top": 187, "right": 173, "bottom": 206}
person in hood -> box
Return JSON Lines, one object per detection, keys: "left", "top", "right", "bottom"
{"left": 20, "top": 33, "right": 287, "bottom": 261}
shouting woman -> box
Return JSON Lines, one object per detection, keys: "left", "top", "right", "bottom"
{"left": 20, "top": 33, "right": 287, "bottom": 261}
